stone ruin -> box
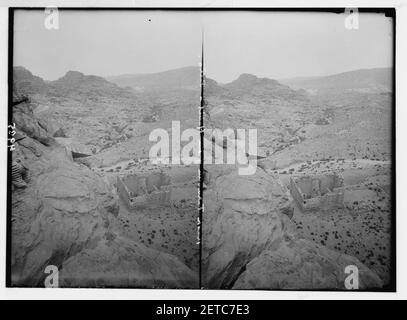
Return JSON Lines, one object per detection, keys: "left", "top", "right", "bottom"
{"left": 289, "top": 173, "right": 344, "bottom": 212}
{"left": 117, "top": 172, "right": 172, "bottom": 210}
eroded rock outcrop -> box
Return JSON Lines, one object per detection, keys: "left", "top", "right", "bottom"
{"left": 12, "top": 93, "right": 55, "bottom": 147}
{"left": 11, "top": 146, "right": 118, "bottom": 286}
{"left": 60, "top": 236, "right": 197, "bottom": 288}
{"left": 203, "top": 168, "right": 291, "bottom": 288}
{"left": 233, "top": 239, "right": 383, "bottom": 290}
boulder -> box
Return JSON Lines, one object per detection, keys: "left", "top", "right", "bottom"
{"left": 60, "top": 236, "right": 198, "bottom": 288}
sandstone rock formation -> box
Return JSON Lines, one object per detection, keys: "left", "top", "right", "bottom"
{"left": 203, "top": 164, "right": 383, "bottom": 290}
{"left": 13, "top": 93, "right": 54, "bottom": 147}
{"left": 202, "top": 168, "right": 291, "bottom": 288}
{"left": 233, "top": 239, "right": 383, "bottom": 290}
{"left": 60, "top": 236, "right": 197, "bottom": 288}
{"left": 11, "top": 147, "right": 116, "bottom": 286}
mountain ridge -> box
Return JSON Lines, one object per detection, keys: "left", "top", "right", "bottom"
{"left": 279, "top": 67, "right": 392, "bottom": 94}
{"left": 107, "top": 66, "right": 200, "bottom": 91}
{"left": 205, "top": 72, "right": 307, "bottom": 101}
{"left": 13, "top": 66, "right": 135, "bottom": 100}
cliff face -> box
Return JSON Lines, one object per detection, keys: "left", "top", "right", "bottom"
{"left": 10, "top": 91, "right": 197, "bottom": 288}
{"left": 12, "top": 92, "right": 55, "bottom": 147}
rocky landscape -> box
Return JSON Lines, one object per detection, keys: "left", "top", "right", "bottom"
{"left": 10, "top": 66, "right": 200, "bottom": 287}
{"left": 10, "top": 64, "right": 393, "bottom": 290}
{"left": 202, "top": 67, "right": 393, "bottom": 290}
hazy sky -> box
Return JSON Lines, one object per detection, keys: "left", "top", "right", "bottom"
{"left": 14, "top": 10, "right": 393, "bottom": 82}
{"left": 14, "top": 10, "right": 203, "bottom": 80}
{"left": 203, "top": 11, "right": 393, "bottom": 83}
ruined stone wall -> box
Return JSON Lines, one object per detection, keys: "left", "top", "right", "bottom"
{"left": 318, "top": 175, "right": 336, "bottom": 194}
{"left": 117, "top": 173, "right": 172, "bottom": 211}
{"left": 294, "top": 177, "right": 313, "bottom": 195}
{"left": 290, "top": 174, "right": 344, "bottom": 212}
{"left": 301, "top": 190, "right": 344, "bottom": 211}
{"left": 145, "top": 173, "right": 171, "bottom": 193}
{"left": 318, "top": 190, "right": 344, "bottom": 210}
{"left": 121, "top": 174, "right": 140, "bottom": 196}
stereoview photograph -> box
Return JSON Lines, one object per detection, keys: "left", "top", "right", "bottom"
{"left": 8, "top": 8, "right": 395, "bottom": 291}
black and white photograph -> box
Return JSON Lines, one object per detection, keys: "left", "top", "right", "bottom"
{"left": 201, "top": 10, "right": 394, "bottom": 290}
{"left": 9, "top": 9, "right": 201, "bottom": 288}
{"left": 2, "top": 3, "right": 401, "bottom": 300}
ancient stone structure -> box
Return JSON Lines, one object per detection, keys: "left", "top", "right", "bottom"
{"left": 117, "top": 172, "right": 171, "bottom": 210}
{"left": 290, "top": 173, "right": 344, "bottom": 212}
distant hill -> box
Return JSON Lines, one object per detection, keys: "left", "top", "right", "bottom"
{"left": 13, "top": 66, "right": 47, "bottom": 95}
{"left": 280, "top": 68, "right": 392, "bottom": 95}
{"left": 13, "top": 66, "right": 135, "bottom": 100}
{"left": 49, "top": 70, "right": 134, "bottom": 98}
{"left": 223, "top": 73, "right": 307, "bottom": 100}
{"left": 107, "top": 66, "right": 200, "bottom": 92}
{"left": 204, "top": 76, "right": 226, "bottom": 97}
{"left": 205, "top": 73, "right": 307, "bottom": 101}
